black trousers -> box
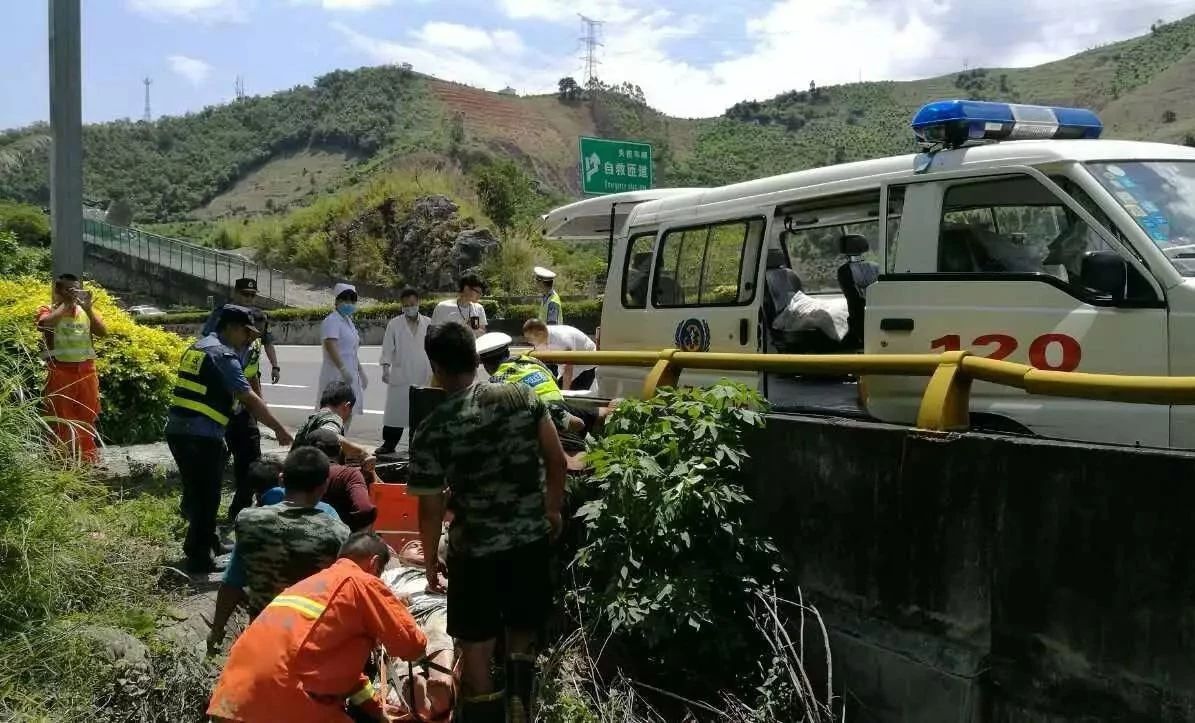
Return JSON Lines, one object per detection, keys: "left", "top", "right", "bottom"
{"left": 225, "top": 409, "right": 262, "bottom": 522}
{"left": 380, "top": 425, "right": 404, "bottom": 451}
{"left": 569, "top": 368, "right": 596, "bottom": 391}
{"left": 167, "top": 434, "right": 229, "bottom": 566}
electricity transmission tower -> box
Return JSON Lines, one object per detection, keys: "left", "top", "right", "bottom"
{"left": 142, "top": 77, "right": 152, "bottom": 121}
{"left": 235, "top": 74, "right": 246, "bottom": 101}
{"left": 579, "top": 14, "right": 603, "bottom": 89}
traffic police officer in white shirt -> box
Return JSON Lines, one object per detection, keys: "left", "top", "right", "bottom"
{"left": 521, "top": 318, "right": 597, "bottom": 391}
{"left": 534, "top": 267, "right": 563, "bottom": 325}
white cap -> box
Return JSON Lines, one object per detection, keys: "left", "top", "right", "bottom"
{"left": 476, "top": 331, "right": 513, "bottom": 358}
{"left": 332, "top": 282, "right": 357, "bottom": 298}
{"left": 533, "top": 266, "right": 556, "bottom": 280}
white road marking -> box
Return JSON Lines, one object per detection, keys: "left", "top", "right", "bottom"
{"left": 270, "top": 403, "right": 384, "bottom": 416}
{"left": 264, "top": 383, "right": 308, "bottom": 388}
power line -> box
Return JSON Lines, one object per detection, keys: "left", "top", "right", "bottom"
{"left": 579, "top": 14, "right": 603, "bottom": 87}
{"left": 142, "top": 77, "right": 152, "bottom": 122}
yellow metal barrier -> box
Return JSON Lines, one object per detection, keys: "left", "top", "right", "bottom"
{"left": 531, "top": 347, "right": 1195, "bottom": 433}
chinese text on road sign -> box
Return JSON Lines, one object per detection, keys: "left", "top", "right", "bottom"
{"left": 580, "top": 137, "right": 653, "bottom": 195}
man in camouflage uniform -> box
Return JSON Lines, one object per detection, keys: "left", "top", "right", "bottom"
{"left": 206, "top": 446, "right": 350, "bottom": 655}
{"left": 295, "top": 380, "right": 370, "bottom": 461}
{"left": 410, "top": 322, "right": 568, "bottom": 723}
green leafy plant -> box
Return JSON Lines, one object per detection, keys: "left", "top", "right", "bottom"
{"left": 571, "top": 382, "right": 784, "bottom": 687}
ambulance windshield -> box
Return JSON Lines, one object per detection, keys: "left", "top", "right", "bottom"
{"left": 1088, "top": 161, "right": 1195, "bottom": 277}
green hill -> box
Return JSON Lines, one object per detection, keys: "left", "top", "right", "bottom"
{"left": 3, "top": 15, "right": 1195, "bottom": 223}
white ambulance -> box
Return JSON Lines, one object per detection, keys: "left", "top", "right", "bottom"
{"left": 542, "top": 100, "right": 1195, "bottom": 449}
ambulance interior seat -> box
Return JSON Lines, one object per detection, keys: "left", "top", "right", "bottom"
{"left": 836, "top": 234, "right": 879, "bottom": 348}
{"left": 763, "top": 245, "right": 802, "bottom": 325}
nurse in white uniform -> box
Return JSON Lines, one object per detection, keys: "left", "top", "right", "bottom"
{"left": 318, "top": 283, "right": 367, "bottom": 431}
{"left": 377, "top": 287, "right": 432, "bottom": 454}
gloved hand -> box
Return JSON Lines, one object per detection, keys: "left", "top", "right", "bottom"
{"left": 271, "top": 366, "right": 281, "bottom": 384}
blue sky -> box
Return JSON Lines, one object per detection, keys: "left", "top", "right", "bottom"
{"left": 4, "top": 0, "right": 1195, "bottom": 130}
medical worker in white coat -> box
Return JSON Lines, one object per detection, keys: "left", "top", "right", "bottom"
{"left": 377, "top": 287, "right": 431, "bottom": 455}
{"left": 318, "top": 283, "right": 367, "bottom": 431}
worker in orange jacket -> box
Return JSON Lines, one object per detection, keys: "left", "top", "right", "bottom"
{"left": 208, "top": 532, "right": 428, "bottom": 723}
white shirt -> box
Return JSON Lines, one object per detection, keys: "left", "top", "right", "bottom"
{"left": 431, "top": 299, "right": 487, "bottom": 336}
{"left": 544, "top": 324, "right": 597, "bottom": 375}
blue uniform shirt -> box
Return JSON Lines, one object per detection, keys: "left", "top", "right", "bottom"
{"left": 165, "top": 334, "right": 252, "bottom": 438}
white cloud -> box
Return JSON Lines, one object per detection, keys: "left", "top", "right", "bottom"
{"left": 342, "top": 0, "right": 1195, "bottom": 118}
{"left": 292, "top": 0, "right": 395, "bottom": 10}
{"left": 127, "top": 0, "right": 248, "bottom": 22}
{"left": 333, "top": 21, "right": 536, "bottom": 89}
{"left": 168, "top": 54, "right": 213, "bottom": 86}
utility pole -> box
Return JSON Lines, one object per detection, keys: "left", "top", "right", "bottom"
{"left": 579, "top": 14, "right": 603, "bottom": 89}
{"left": 143, "top": 77, "right": 153, "bottom": 121}
{"left": 49, "top": 0, "right": 83, "bottom": 277}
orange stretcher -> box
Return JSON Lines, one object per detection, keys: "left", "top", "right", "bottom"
{"left": 370, "top": 482, "right": 421, "bottom": 551}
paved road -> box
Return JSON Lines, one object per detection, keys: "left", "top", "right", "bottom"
{"left": 260, "top": 344, "right": 529, "bottom": 447}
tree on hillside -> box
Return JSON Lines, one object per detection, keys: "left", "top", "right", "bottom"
{"left": 558, "top": 77, "right": 582, "bottom": 101}
{"left": 474, "top": 159, "right": 533, "bottom": 235}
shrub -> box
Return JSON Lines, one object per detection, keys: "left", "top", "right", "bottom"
{"left": 0, "top": 230, "right": 50, "bottom": 276}
{"left": 0, "top": 201, "right": 51, "bottom": 246}
{"left": 570, "top": 382, "right": 785, "bottom": 689}
{"left": 0, "top": 277, "right": 188, "bottom": 445}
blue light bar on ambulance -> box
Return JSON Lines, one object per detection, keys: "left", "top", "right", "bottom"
{"left": 911, "top": 100, "right": 1103, "bottom": 148}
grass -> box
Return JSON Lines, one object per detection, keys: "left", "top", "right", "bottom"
{"left": 0, "top": 340, "right": 213, "bottom": 721}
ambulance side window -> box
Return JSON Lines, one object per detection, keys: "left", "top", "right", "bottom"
{"left": 621, "top": 232, "right": 657, "bottom": 309}
{"left": 653, "top": 218, "right": 765, "bottom": 307}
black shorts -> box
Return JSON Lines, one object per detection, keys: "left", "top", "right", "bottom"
{"left": 447, "top": 537, "right": 552, "bottom": 643}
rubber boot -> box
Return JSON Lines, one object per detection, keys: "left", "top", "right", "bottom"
{"left": 506, "top": 654, "right": 537, "bottom": 723}
{"left": 459, "top": 691, "right": 505, "bottom": 723}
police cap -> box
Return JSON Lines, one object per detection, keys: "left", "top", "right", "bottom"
{"left": 475, "top": 331, "right": 513, "bottom": 360}
{"left": 234, "top": 277, "right": 258, "bottom": 293}
{"left": 219, "top": 304, "right": 261, "bottom": 335}
{"left": 533, "top": 266, "right": 556, "bottom": 280}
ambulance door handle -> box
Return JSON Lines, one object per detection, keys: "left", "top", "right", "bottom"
{"left": 739, "top": 318, "right": 749, "bottom": 345}
{"left": 880, "top": 318, "right": 915, "bottom": 332}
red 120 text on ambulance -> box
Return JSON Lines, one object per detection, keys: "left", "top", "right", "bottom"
{"left": 930, "top": 333, "right": 1082, "bottom": 372}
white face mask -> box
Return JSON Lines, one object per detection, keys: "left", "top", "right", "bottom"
{"left": 402, "top": 305, "right": 419, "bottom": 319}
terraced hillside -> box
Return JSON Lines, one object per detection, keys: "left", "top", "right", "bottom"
{"left": 3, "top": 14, "right": 1195, "bottom": 222}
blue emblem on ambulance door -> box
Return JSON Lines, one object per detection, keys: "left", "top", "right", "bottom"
{"left": 674, "top": 318, "right": 711, "bottom": 352}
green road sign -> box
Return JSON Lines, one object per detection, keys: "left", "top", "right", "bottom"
{"left": 579, "top": 136, "right": 653, "bottom": 195}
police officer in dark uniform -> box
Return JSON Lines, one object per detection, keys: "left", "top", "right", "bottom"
{"left": 166, "top": 305, "right": 295, "bottom": 574}
{"left": 223, "top": 310, "right": 267, "bottom": 523}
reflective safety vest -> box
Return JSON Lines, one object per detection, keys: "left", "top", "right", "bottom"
{"left": 243, "top": 339, "right": 262, "bottom": 380}
{"left": 51, "top": 307, "right": 94, "bottom": 363}
{"left": 491, "top": 355, "right": 564, "bottom": 403}
{"left": 170, "top": 339, "right": 236, "bottom": 427}
{"left": 539, "top": 290, "right": 563, "bottom": 325}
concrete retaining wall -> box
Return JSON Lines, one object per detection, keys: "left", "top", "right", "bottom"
{"left": 748, "top": 416, "right": 1195, "bottom": 721}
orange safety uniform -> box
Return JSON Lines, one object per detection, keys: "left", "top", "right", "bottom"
{"left": 208, "top": 558, "right": 428, "bottom": 723}
{"left": 36, "top": 305, "right": 101, "bottom": 463}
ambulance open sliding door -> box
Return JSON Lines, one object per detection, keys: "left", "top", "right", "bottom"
{"left": 865, "top": 172, "right": 1168, "bottom": 447}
